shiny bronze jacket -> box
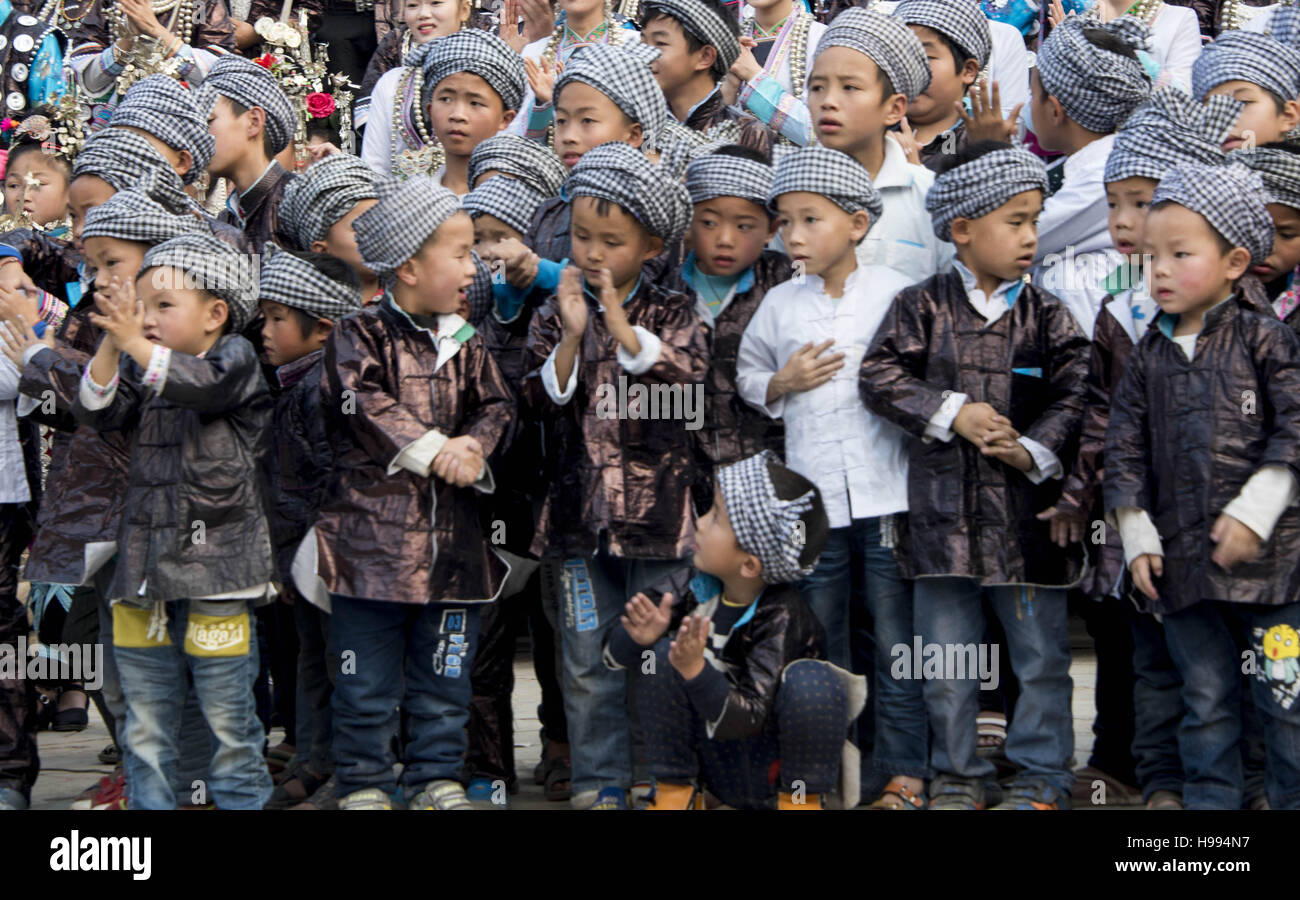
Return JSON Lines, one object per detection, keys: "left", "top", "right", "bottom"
{"left": 682, "top": 89, "right": 772, "bottom": 160}
{"left": 310, "top": 299, "right": 516, "bottom": 603}
{"left": 71, "top": 334, "right": 276, "bottom": 605}
{"left": 218, "top": 161, "right": 297, "bottom": 252}
{"left": 859, "top": 271, "right": 1091, "bottom": 586}
{"left": 522, "top": 277, "right": 709, "bottom": 560}
{"left": 1103, "top": 294, "right": 1300, "bottom": 613}
{"left": 603, "top": 566, "right": 824, "bottom": 740}
{"left": 523, "top": 199, "right": 680, "bottom": 287}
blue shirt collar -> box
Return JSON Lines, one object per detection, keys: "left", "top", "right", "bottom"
{"left": 953, "top": 259, "right": 1024, "bottom": 307}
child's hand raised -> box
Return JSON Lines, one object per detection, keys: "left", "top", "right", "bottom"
{"left": 0, "top": 283, "right": 39, "bottom": 326}
{"left": 620, "top": 591, "right": 674, "bottom": 646}
{"left": 556, "top": 265, "right": 588, "bottom": 341}
{"left": 432, "top": 434, "right": 485, "bottom": 487}
{"left": 1210, "top": 513, "right": 1262, "bottom": 572}
{"left": 88, "top": 278, "right": 144, "bottom": 349}
{"left": 525, "top": 55, "right": 562, "bottom": 106}
{"left": 770, "top": 340, "right": 845, "bottom": 399}
{"left": 0, "top": 315, "right": 52, "bottom": 368}
{"left": 1129, "top": 552, "right": 1162, "bottom": 601}
{"left": 957, "top": 79, "right": 1023, "bottom": 145}
{"left": 668, "top": 612, "right": 710, "bottom": 681}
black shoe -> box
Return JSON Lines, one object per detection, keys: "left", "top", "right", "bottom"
{"left": 98, "top": 744, "right": 121, "bottom": 765}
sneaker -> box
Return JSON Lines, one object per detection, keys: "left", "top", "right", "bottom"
{"left": 587, "top": 786, "right": 629, "bottom": 810}
{"left": 409, "top": 779, "right": 473, "bottom": 810}
{"left": 338, "top": 787, "right": 396, "bottom": 810}
{"left": 466, "top": 776, "right": 507, "bottom": 809}
{"left": 990, "top": 779, "right": 1069, "bottom": 810}
{"left": 928, "top": 774, "right": 985, "bottom": 810}
{"left": 0, "top": 786, "right": 28, "bottom": 809}
{"left": 97, "top": 744, "right": 121, "bottom": 766}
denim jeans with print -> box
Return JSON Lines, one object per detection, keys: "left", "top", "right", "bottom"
{"left": 113, "top": 599, "right": 268, "bottom": 810}
{"left": 557, "top": 548, "right": 682, "bottom": 798}
{"left": 329, "top": 595, "right": 480, "bottom": 798}
{"left": 1161, "top": 598, "right": 1300, "bottom": 809}
{"left": 913, "top": 577, "right": 1074, "bottom": 798}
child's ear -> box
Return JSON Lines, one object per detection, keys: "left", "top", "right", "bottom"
{"left": 246, "top": 106, "right": 268, "bottom": 144}
{"left": 739, "top": 553, "right": 762, "bottom": 581}
{"left": 625, "top": 121, "right": 644, "bottom": 148}
{"left": 309, "top": 238, "right": 329, "bottom": 254}
{"left": 949, "top": 216, "right": 972, "bottom": 246}
{"left": 207, "top": 296, "right": 230, "bottom": 335}
{"left": 642, "top": 235, "right": 664, "bottom": 262}
{"left": 849, "top": 209, "right": 870, "bottom": 243}
{"left": 1226, "top": 246, "right": 1252, "bottom": 281}
{"left": 882, "top": 92, "right": 908, "bottom": 128}
{"left": 960, "top": 59, "right": 981, "bottom": 89}
{"left": 175, "top": 149, "right": 194, "bottom": 180}
{"left": 1047, "top": 94, "right": 1066, "bottom": 126}
{"left": 396, "top": 256, "right": 420, "bottom": 286}
{"left": 313, "top": 316, "right": 334, "bottom": 341}
{"left": 695, "top": 44, "right": 718, "bottom": 75}
{"left": 1282, "top": 99, "right": 1300, "bottom": 135}
{"left": 498, "top": 107, "right": 517, "bottom": 132}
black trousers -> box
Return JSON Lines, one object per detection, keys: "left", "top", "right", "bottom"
{"left": 0, "top": 501, "right": 37, "bottom": 799}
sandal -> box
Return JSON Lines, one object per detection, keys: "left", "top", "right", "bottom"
{"left": 266, "top": 766, "right": 329, "bottom": 810}
{"left": 543, "top": 754, "right": 572, "bottom": 802}
{"left": 929, "top": 774, "right": 985, "bottom": 810}
{"left": 868, "top": 777, "right": 927, "bottom": 810}
{"left": 975, "top": 713, "right": 1007, "bottom": 757}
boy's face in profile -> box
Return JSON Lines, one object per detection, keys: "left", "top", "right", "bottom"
{"left": 207, "top": 96, "right": 258, "bottom": 176}
{"left": 1028, "top": 68, "right": 1065, "bottom": 153}
{"left": 472, "top": 213, "right": 522, "bottom": 249}
{"left": 554, "top": 82, "right": 643, "bottom": 170}
{"left": 398, "top": 211, "right": 478, "bottom": 316}
{"left": 774, "top": 190, "right": 867, "bottom": 278}
{"left": 1105, "top": 176, "right": 1157, "bottom": 260}
{"left": 1258, "top": 202, "right": 1300, "bottom": 284}
{"left": 319, "top": 198, "right": 379, "bottom": 283}
{"left": 67, "top": 174, "right": 116, "bottom": 246}
{"left": 136, "top": 266, "right": 229, "bottom": 357}
{"left": 952, "top": 188, "right": 1041, "bottom": 285}
{"left": 83, "top": 235, "right": 149, "bottom": 294}
{"left": 907, "top": 25, "right": 978, "bottom": 127}
{"left": 808, "top": 47, "right": 905, "bottom": 155}
{"left": 259, "top": 299, "right": 328, "bottom": 367}
{"left": 687, "top": 195, "right": 773, "bottom": 278}
{"left": 1143, "top": 203, "right": 1250, "bottom": 317}
{"left": 427, "top": 73, "right": 515, "bottom": 159}
{"left": 692, "top": 485, "right": 758, "bottom": 580}
{"left": 1209, "top": 80, "right": 1300, "bottom": 151}
{"left": 643, "top": 13, "right": 711, "bottom": 95}
{"left": 569, "top": 195, "right": 662, "bottom": 292}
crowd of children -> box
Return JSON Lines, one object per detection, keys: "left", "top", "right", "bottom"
{"left": 0, "top": 0, "right": 1299, "bottom": 813}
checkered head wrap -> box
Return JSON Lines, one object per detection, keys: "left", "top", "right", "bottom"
{"left": 1104, "top": 89, "right": 1241, "bottom": 184}
{"left": 353, "top": 175, "right": 464, "bottom": 276}
{"left": 72, "top": 128, "right": 194, "bottom": 215}
{"left": 812, "top": 7, "right": 931, "bottom": 101}
{"left": 462, "top": 175, "right": 549, "bottom": 236}
{"left": 894, "top": 0, "right": 992, "bottom": 69}
{"left": 555, "top": 42, "right": 669, "bottom": 151}
{"left": 1036, "top": 14, "right": 1151, "bottom": 134}
{"left": 768, "top": 146, "right": 884, "bottom": 224}
{"left": 643, "top": 0, "right": 741, "bottom": 79}
{"left": 717, "top": 450, "right": 821, "bottom": 584}
{"left": 278, "top": 154, "right": 379, "bottom": 251}
{"left": 686, "top": 149, "right": 772, "bottom": 208}
{"left": 926, "top": 146, "right": 1048, "bottom": 242}
{"left": 82, "top": 188, "right": 204, "bottom": 245}
{"left": 258, "top": 242, "right": 363, "bottom": 321}
{"left": 1191, "top": 5, "right": 1300, "bottom": 102}
{"left": 1152, "top": 162, "right": 1275, "bottom": 265}
{"left": 1228, "top": 146, "right": 1300, "bottom": 211}
{"left": 408, "top": 28, "right": 527, "bottom": 113}
{"left": 111, "top": 75, "right": 215, "bottom": 184}
{"left": 200, "top": 55, "right": 298, "bottom": 154}
{"left": 140, "top": 231, "right": 259, "bottom": 333}
{"left": 468, "top": 134, "right": 566, "bottom": 198}
{"left": 561, "top": 141, "right": 693, "bottom": 244}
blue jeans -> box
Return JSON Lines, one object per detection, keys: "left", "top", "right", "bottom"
{"left": 112, "top": 599, "right": 267, "bottom": 810}
{"left": 635, "top": 644, "right": 847, "bottom": 808}
{"left": 292, "top": 595, "right": 334, "bottom": 775}
{"left": 799, "top": 516, "right": 927, "bottom": 780}
{"left": 1160, "top": 599, "right": 1300, "bottom": 809}
{"left": 329, "top": 595, "right": 480, "bottom": 797}
{"left": 913, "top": 577, "right": 1074, "bottom": 797}
{"left": 557, "top": 550, "right": 682, "bottom": 796}
{"left": 1126, "top": 601, "right": 1185, "bottom": 800}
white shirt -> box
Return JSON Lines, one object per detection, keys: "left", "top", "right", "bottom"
{"left": 1032, "top": 133, "right": 1117, "bottom": 338}
{"left": 1145, "top": 3, "right": 1202, "bottom": 94}
{"left": 0, "top": 357, "right": 31, "bottom": 504}
{"left": 361, "top": 66, "right": 405, "bottom": 176}
{"left": 856, "top": 135, "right": 956, "bottom": 283}
{"left": 736, "top": 262, "right": 914, "bottom": 528}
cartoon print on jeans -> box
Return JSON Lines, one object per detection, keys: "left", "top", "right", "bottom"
{"left": 1253, "top": 623, "right": 1300, "bottom": 711}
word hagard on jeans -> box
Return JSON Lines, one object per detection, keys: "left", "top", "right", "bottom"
{"left": 890, "top": 638, "right": 1000, "bottom": 690}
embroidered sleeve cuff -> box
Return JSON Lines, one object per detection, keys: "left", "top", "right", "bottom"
{"left": 1115, "top": 506, "right": 1163, "bottom": 565}
{"left": 541, "top": 344, "right": 578, "bottom": 405}
{"left": 141, "top": 345, "right": 171, "bottom": 395}
{"left": 1221, "top": 465, "right": 1300, "bottom": 543}
{"left": 616, "top": 325, "right": 661, "bottom": 376}
{"left": 387, "top": 428, "right": 450, "bottom": 476}
{"left": 79, "top": 365, "right": 119, "bottom": 411}
{"left": 924, "top": 392, "right": 967, "bottom": 443}
{"left": 1018, "top": 436, "right": 1062, "bottom": 485}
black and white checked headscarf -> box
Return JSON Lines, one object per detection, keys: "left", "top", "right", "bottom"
{"left": 1152, "top": 162, "right": 1275, "bottom": 265}
{"left": 468, "top": 133, "right": 566, "bottom": 198}
{"left": 72, "top": 129, "right": 194, "bottom": 215}
{"left": 1191, "top": 5, "right": 1300, "bottom": 102}
{"left": 717, "top": 450, "right": 820, "bottom": 585}
{"left": 258, "top": 242, "right": 363, "bottom": 322}
{"left": 893, "top": 0, "right": 992, "bottom": 69}
{"left": 140, "top": 231, "right": 259, "bottom": 333}
{"left": 686, "top": 149, "right": 772, "bottom": 208}
{"left": 768, "top": 146, "right": 884, "bottom": 224}
{"left": 110, "top": 75, "right": 215, "bottom": 184}
{"left": 643, "top": 0, "right": 740, "bottom": 79}
{"left": 200, "top": 55, "right": 298, "bottom": 154}
{"left": 82, "top": 188, "right": 204, "bottom": 245}
{"left": 462, "top": 176, "right": 550, "bottom": 236}
{"left": 926, "top": 146, "right": 1047, "bottom": 242}
{"left": 1228, "top": 147, "right": 1300, "bottom": 212}
{"left": 812, "top": 7, "right": 931, "bottom": 101}
{"left": 561, "top": 141, "right": 693, "bottom": 245}
{"left": 409, "top": 28, "right": 527, "bottom": 113}
{"left": 278, "top": 154, "right": 379, "bottom": 251}
{"left": 555, "top": 42, "right": 669, "bottom": 151}
{"left": 353, "top": 175, "right": 464, "bottom": 277}
{"left": 1104, "top": 89, "right": 1240, "bottom": 184}
{"left": 1036, "top": 14, "right": 1151, "bottom": 134}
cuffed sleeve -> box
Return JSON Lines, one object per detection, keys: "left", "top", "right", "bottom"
{"left": 141, "top": 344, "right": 172, "bottom": 395}
{"left": 1018, "top": 436, "right": 1062, "bottom": 484}
{"left": 615, "top": 325, "right": 661, "bottom": 375}
{"left": 78, "top": 364, "right": 119, "bottom": 411}
{"left": 923, "top": 391, "right": 967, "bottom": 443}
{"left": 387, "top": 427, "right": 450, "bottom": 476}
{"left": 1115, "top": 506, "right": 1163, "bottom": 566}
{"left": 540, "top": 344, "right": 578, "bottom": 405}
{"left": 738, "top": 72, "right": 814, "bottom": 146}
{"left": 1221, "top": 464, "right": 1300, "bottom": 543}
